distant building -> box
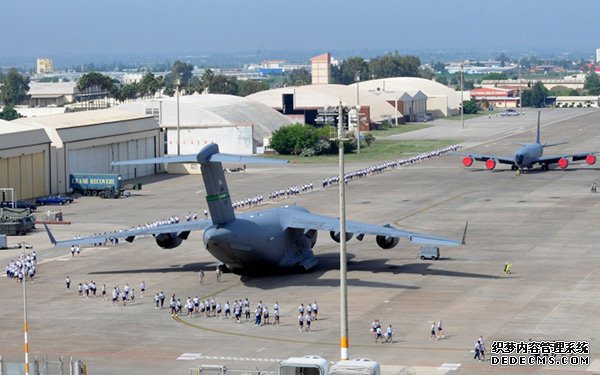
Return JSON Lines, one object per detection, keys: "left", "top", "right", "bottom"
{"left": 28, "top": 82, "right": 80, "bottom": 107}
{"left": 311, "top": 53, "right": 331, "bottom": 85}
{"left": 36, "top": 58, "right": 54, "bottom": 74}
{"left": 555, "top": 96, "right": 599, "bottom": 108}
{"left": 469, "top": 87, "right": 519, "bottom": 109}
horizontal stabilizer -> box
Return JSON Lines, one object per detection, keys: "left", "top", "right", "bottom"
{"left": 543, "top": 141, "right": 568, "bottom": 148}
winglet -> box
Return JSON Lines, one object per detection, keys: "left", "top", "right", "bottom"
{"left": 44, "top": 224, "right": 57, "bottom": 245}
{"left": 461, "top": 221, "right": 469, "bottom": 245}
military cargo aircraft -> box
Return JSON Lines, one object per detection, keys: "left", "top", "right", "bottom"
{"left": 45, "top": 143, "right": 465, "bottom": 274}
{"left": 454, "top": 112, "right": 598, "bottom": 175}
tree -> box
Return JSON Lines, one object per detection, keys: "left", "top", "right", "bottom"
{"left": 521, "top": 81, "right": 549, "bottom": 107}
{"left": 77, "top": 72, "right": 116, "bottom": 94}
{"left": 238, "top": 79, "right": 269, "bottom": 96}
{"left": 0, "top": 68, "right": 30, "bottom": 106}
{"left": 200, "top": 69, "right": 215, "bottom": 93}
{"left": 368, "top": 53, "right": 421, "bottom": 79}
{"left": 496, "top": 53, "right": 510, "bottom": 67}
{"left": 331, "top": 57, "right": 369, "bottom": 85}
{"left": 436, "top": 76, "right": 448, "bottom": 86}
{"left": 462, "top": 99, "right": 479, "bottom": 115}
{"left": 270, "top": 124, "right": 320, "bottom": 155}
{"left": 285, "top": 68, "right": 311, "bottom": 86}
{"left": 584, "top": 71, "right": 600, "bottom": 95}
{"left": 208, "top": 75, "right": 239, "bottom": 95}
{"left": 482, "top": 72, "right": 508, "bottom": 81}
{"left": 115, "top": 83, "right": 139, "bottom": 102}
{"left": 171, "top": 60, "right": 194, "bottom": 86}
{"left": 138, "top": 72, "right": 161, "bottom": 97}
{"left": 0, "top": 106, "right": 21, "bottom": 121}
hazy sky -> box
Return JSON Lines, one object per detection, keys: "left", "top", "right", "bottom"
{"left": 3, "top": 0, "right": 600, "bottom": 61}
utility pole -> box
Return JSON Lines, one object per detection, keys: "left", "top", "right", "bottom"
{"left": 22, "top": 244, "right": 30, "bottom": 375}
{"left": 176, "top": 80, "right": 181, "bottom": 156}
{"left": 460, "top": 64, "right": 465, "bottom": 130}
{"left": 338, "top": 100, "right": 349, "bottom": 361}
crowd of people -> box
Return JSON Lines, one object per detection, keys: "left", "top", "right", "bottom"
{"left": 371, "top": 319, "right": 394, "bottom": 343}
{"left": 4, "top": 251, "right": 37, "bottom": 283}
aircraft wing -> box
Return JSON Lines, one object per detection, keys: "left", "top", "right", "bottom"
{"left": 451, "top": 152, "right": 516, "bottom": 166}
{"left": 44, "top": 220, "right": 213, "bottom": 247}
{"left": 283, "top": 210, "right": 464, "bottom": 247}
{"left": 537, "top": 151, "right": 600, "bottom": 165}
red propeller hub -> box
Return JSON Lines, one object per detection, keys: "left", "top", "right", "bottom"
{"left": 485, "top": 159, "right": 496, "bottom": 170}
{"left": 462, "top": 156, "right": 473, "bottom": 167}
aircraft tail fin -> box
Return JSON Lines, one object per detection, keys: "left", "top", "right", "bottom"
{"left": 112, "top": 143, "right": 287, "bottom": 226}
{"left": 535, "top": 111, "right": 541, "bottom": 144}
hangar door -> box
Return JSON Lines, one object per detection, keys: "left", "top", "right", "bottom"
{"left": 68, "top": 137, "right": 156, "bottom": 180}
{"left": 0, "top": 153, "right": 46, "bottom": 199}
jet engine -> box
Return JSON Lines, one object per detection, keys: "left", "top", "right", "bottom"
{"left": 155, "top": 232, "right": 189, "bottom": 249}
{"left": 376, "top": 235, "right": 399, "bottom": 249}
{"left": 485, "top": 159, "right": 496, "bottom": 170}
{"left": 558, "top": 158, "right": 569, "bottom": 169}
{"left": 330, "top": 231, "right": 353, "bottom": 243}
{"left": 586, "top": 154, "right": 597, "bottom": 165}
{"left": 462, "top": 156, "right": 473, "bottom": 167}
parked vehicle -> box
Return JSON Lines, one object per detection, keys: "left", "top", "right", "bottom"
{"left": 0, "top": 200, "right": 37, "bottom": 212}
{"left": 420, "top": 246, "right": 440, "bottom": 260}
{"left": 0, "top": 208, "right": 36, "bottom": 235}
{"left": 70, "top": 173, "right": 123, "bottom": 196}
{"left": 36, "top": 195, "right": 74, "bottom": 206}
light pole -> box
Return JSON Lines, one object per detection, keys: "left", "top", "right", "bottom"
{"left": 460, "top": 64, "right": 465, "bottom": 130}
{"left": 176, "top": 78, "right": 181, "bottom": 156}
{"left": 22, "top": 244, "right": 30, "bottom": 375}
{"left": 337, "top": 100, "right": 349, "bottom": 361}
{"left": 355, "top": 105, "right": 361, "bottom": 154}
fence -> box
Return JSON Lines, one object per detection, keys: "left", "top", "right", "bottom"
{"left": 0, "top": 356, "right": 85, "bottom": 375}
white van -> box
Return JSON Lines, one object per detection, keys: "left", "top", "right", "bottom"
{"left": 329, "top": 358, "right": 380, "bottom": 375}
{"left": 278, "top": 355, "right": 329, "bottom": 375}
{"left": 420, "top": 246, "right": 440, "bottom": 260}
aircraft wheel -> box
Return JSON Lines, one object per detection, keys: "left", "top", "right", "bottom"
{"left": 420, "top": 256, "right": 425, "bottom": 260}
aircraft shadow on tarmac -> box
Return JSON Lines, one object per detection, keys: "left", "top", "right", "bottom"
{"left": 89, "top": 261, "right": 215, "bottom": 275}
{"left": 239, "top": 252, "right": 500, "bottom": 290}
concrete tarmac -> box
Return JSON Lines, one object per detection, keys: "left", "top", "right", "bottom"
{"left": 1, "top": 108, "right": 599, "bottom": 374}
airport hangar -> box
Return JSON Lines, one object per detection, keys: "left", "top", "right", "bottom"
{"left": 349, "top": 76, "right": 465, "bottom": 118}
{"left": 246, "top": 84, "right": 402, "bottom": 130}
{"left": 8, "top": 108, "right": 162, "bottom": 197}
{"left": 117, "top": 94, "right": 293, "bottom": 172}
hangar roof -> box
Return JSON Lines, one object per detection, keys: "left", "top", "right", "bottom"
{"left": 13, "top": 108, "right": 158, "bottom": 145}
{"left": 117, "top": 94, "right": 293, "bottom": 141}
{"left": 0, "top": 119, "right": 51, "bottom": 149}
{"left": 28, "top": 82, "right": 79, "bottom": 97}
{"left": 349, "top": 77, "right": 462, "bottom": 109}
{"left": 246, "top": 84, "right": 401, "bottom": 122}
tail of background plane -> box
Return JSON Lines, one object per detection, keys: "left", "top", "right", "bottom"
{"left": 111, "top": 143, "right": 287, "bottom": 226}
{"left": 535, "top": 111, "right": 541, "bottom": 144}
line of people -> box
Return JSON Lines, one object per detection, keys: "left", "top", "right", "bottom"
{"left": 371, "top": 319, "right": 394, "bottom": 343}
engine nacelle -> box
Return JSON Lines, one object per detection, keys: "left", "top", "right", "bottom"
{"left": 462, "top": 156, "right": 474, "bottom": 167}
{"left": 376, "top": 235, "right": 399, "bottom": 249}
{"left": 586, "top": 154, "right": 597, "bottom": 165}
{"left": 558, "top": 158, "right": 569, "bottom": 169}
{"left": 485, "top": 159, "right": 496, "bottom": 170}
{"left": 330, "top": 231, "right": 353, "bottom": 243}
{"left": 155, "top": 232, "right": 184, "bottom": 249}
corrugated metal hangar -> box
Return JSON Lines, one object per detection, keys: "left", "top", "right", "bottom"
{"left": 13, "top": 108, "right": 161, "bottom": 193}
{"left": 118, "top": 94, "right": 293, "bottom": 155}
{"left": 0, "top": 120, "right": 51, "bottom": 200}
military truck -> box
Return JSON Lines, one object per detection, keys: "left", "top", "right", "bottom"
{"left": 0, "top": 208, "right": 36, "bottom": 235}
{"left": 70, "top": 173, "right": 123, "bottom": 196}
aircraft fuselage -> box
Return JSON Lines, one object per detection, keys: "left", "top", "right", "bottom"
{"left": 515, "top": 143, "right": 543, "bottom": 169}
{"left": 203, "top": 206, "right": 318, "bottom": 273}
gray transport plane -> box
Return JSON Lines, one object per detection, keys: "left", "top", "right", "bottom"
{"left": 455, "top": 112, "right": 599, "bottom": 175}
{"left": 46, "top": 143, "right": 466, "bottom": 274}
